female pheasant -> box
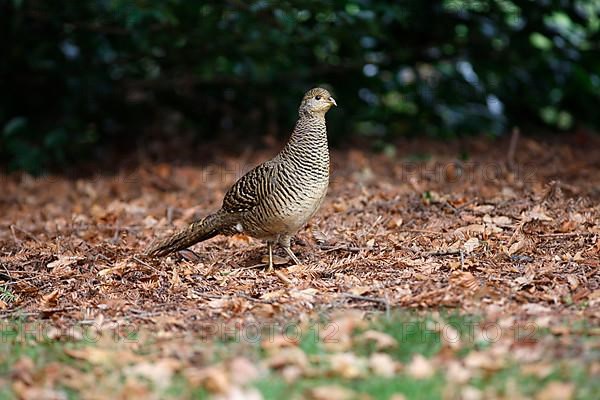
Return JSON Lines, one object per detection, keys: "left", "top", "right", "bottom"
{"left": 145, "top": 87, "right": 336, "bottom": 270}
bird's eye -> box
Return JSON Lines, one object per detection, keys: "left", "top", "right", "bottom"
{"left": 315, "top": 95, "right": 321, "bottom": 100}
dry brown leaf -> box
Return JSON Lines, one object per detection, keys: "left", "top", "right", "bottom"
{"left": 307, "top": 385, "right": 356, "bottom": 400}
{"left": 40, "top": 289, "right": 60, "bottom": 309}
{"left": 368, "top": 353, "right": 397, "bottom": 377}
{"left": 524, "top": 206, "right": 553, "bottom": 222}
{"left": 262, "top": 334, "right": 300, "bottom": 351}
{"left": 264, "top": 347, "right": 309, "bottom": 370}
{"left": 357, "top": 330, "right": 397, "bottom": 350}
{"left": 463, "top": 237, "right": 480, "bottom": 254}
{"left": 213, "top": 387, "right": 263, "bottom": 400}
{"left": 349, "top": 286, "right": 371, "bottom": 296}
{"left": 97, "top": 260, "right": 128, "bottom": 277}
{"left": 521, "top": 363, "right": 554, "bottom": 378}
{"left": 290, "top": 288, "right": 319, "bottom": 302}
{"left": 521, "top": 303, "right": 552, "bottom": 315}
{"left": 450, "top": 271, "right": 479, "bottom": 291}
{"left": 124, "top": 359, "right": 179, "bottom": 390}
{"left": 535, "top": 382, "right": 574, "bottom": 400}
{"left": 185, "top": 366, "right": 229, "bottom": 394}
{"left": 228, "top": 357, "right": 261, "bottom": 386}
{"left": 473, "top": 205, "right": 495, "bottom": 214}
{"left": 407, "top": 354, "right": 434, "bottom": 379}
{"left": 47, "top": 255, "right": 83, "bottom": 275}
{"left": 11, "top": 356, "right": 34, "bottom": 385}
{"left": 328, "top": 352, "right": 366, "bottom": 379}
{"left": 464, "top": 351, "right": 504, "bottom": 371}
{"left": 12, "top": 382, "right": 67, "bottom": 400}
{"left": 446, "top": 361, "right": 470, "bottom": 384}
{"left": 64, "top": 347, "right": 118, "bottom": 366}
{"left": 493, "top": 215, "right": 512, "bottom": 226}
{"left": 566, "top": 275, "right": 579, "bottom": 291}
{"left": 508, "top": 238, "right": 531, "bottom": 255}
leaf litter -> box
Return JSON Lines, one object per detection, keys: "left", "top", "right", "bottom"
{"left": 1, "top": 136, "right": 599, "bottom": 398}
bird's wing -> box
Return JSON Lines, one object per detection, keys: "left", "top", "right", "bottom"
{"left": 222, "top": 160, "right": 280, "bottom": 213}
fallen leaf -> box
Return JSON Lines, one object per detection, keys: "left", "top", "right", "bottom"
{"left": 264, "top": 347, "right": 309, "bottom": 370}
{"left": 450, "top": 271, "right": 479, "bottom": 291}
{"left": 524, "top": 206, "right": 553, "bottom": 222}
{"left": 566, "top": 275, "right": 579, "bottom": 291}
{"left": 521, "top": 363, "right": 554, "bottom": 378}
{"left": 492, "top": 215, "right": 512, "bottom": 226}
{"left": 328, "top": 352, "right": 366, "bottom": 379}
{"left": 47, "top": 255, "right": 83, "bottom": 275}
{"left": 535, "top": 382, "right": 574, "bottom": 400}
{"left": 97, "top": 260, "right": 128, "bottom": 277}
{"left": 262, "top": 334, "right": 300, "bottom": 351}
{"left": 40, "top": 290, "right": 60, "bottom": 308}
{"left": 307, "top": 385, "right": 356, "bottom": 400}
{"left": 11, "top": 357, "right": 34, "bottom": 385}
{"left": 446, "top": 361, "right": 470, "bottom": 384}
{"left": 124, "top": 359, "right": 179, "bottom": 390}
{"left": 64, "top": 348, "right": 117, "bottom": 366}
{"left": 228, "top": 357, "right": 260, "bottom": 385}
{"left": 357, "top": 330, "right": 397, "bottom": 350}
{"left": 368, "top": 353, "right": 397, "bottom": 377}
{"left": 464, "top": 351, "right": 503, "bottom": 371}
{"left": 508, "top": 238, "right": 531, "bottom": 255}
{"left": 407, "top": 354, "right": 434, "bottom": 379}
{"left": 185, "top": 366, "right": 229, "bottom": 394}
{"left": 213, "top": 387, "right": 263, "bottom": 400}
{"left": 463, "top": 237, "right": 480, "bottom": 253}
{"left": 521, "top": 303, "right": 552, "bottom": 315}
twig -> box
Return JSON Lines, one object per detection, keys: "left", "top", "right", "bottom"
{"left": 10, "top": 225, "right": 39, "bottom": 243}
{"left": 10, "top": 225, "right": 21, "bottom": 245}
{"left": 539, "top": 232, "right": 595, "bottom": 238}
{"left": 132, "top": 256, "right": 162, "bottom": 274}
{"left": 456, "top": 198, "right": 479, "bottom": 211}
{"left": 401, "top": 288, "right": 447, "bottom": 304}
{"left": 274, "top": 270, "right": 292, "bottom": 285}
{"left": 399, "top": 229, "right": 445, "bottom": 235}
{"left": 507, "top": 127, "right": 520, "bottom": 169}
{"left": 340, "top": 293, "right": 391, "bottom": 315}
{"left": 341, "top": 293, "right": 388, "bottom": 304}
{"left": 167, "top": 207, "right": 174, "bottom": 225}
{"left": 426, "top": 249, "right": 462, "bottom": 256}
{"left": 235, "top": 293, "right": 276, "bottom": 304}
{"left": 111, "top": 221, "right": 121, "bottom": 243}
{"left": 319, "top": 245, "right": 363, "bottom": 253}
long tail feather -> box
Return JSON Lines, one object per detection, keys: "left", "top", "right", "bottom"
{"left": 144, "top": 213, "right": 222, "bottom": 257}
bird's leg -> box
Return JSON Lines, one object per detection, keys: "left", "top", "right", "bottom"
{"left": 267, "top": 242, "right": 274, "bottom": 272}
{"left": 283, "top": 247, "right": 301, "bottom": 265}
{"left": 279, "top": 235, "right": 301, "bottom": 265}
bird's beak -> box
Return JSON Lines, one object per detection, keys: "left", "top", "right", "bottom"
{"left": 329, "top": 97, "right": 337, "bottom": 107}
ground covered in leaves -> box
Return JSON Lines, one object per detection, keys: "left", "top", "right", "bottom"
{"left": 1, "top": 136, "right": 599, "bottom": 399}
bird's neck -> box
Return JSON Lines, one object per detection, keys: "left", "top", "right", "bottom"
{"left": 279, "top": 113, "right": 329, "bottom": 163}
{"left": 288, "top": 114, "right": 327, "bottom": 146}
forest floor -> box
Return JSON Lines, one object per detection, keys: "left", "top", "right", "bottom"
{"left": 0, "top": 135, "right": 599, "bottom": 399}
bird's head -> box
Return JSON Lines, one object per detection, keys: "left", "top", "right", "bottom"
{"left": 299, "top": 87, "right": 337, "bottom": 116}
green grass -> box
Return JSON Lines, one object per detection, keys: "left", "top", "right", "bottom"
{"left": 0, "top": 312, "right": 597, "bottom": 399}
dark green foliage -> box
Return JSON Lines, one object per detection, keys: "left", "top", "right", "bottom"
{"left": 1, "top": 0, "right": 599, "bottom": 172}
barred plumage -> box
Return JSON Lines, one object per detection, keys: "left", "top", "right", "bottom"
{"left": 145, "top": 87, "right": 336, "bottom": 270}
